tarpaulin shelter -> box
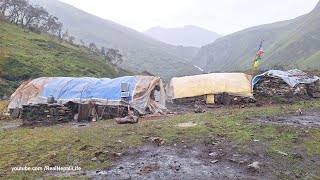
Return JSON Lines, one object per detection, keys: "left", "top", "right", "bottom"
{"left": 253, "top": 69, "right": 320, "bottom": 87}
{"left": 166, "top": 73, "right": 253, "bottom": 103}
{"left": 8, "top": 76, "right": 166, "bottom": 114}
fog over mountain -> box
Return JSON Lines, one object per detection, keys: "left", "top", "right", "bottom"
{"left": 144, "top": 25, "right": 221, "bottom": 47}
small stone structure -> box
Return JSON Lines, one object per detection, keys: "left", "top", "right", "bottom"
{"left": 254, "top": 77, "right": 319, "bottom": 98}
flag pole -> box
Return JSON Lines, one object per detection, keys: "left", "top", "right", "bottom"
{"left": 251, "top": 58, "right": 255, "bottom": 94}
{"left": 251, "top": 39, "right": 264, "bottom": 94}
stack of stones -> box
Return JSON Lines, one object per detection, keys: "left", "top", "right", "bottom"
{"left": 214, "top": 93, "right": 255, "bottom": 105}
{"left": 172, "top": 94, "right": 253, "bottom": 106}
{"left": 21, "top": 104, "right": 74, "bottom": 124}
{"left": 173, "top": 95, "right": 207, "bottom": 105}
{"left": 254, "top": 77, "right": 309, "bottom": 98}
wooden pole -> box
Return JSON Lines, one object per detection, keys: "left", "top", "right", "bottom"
{"left": 251, "top": 57, "right": 256, "bottom": 94}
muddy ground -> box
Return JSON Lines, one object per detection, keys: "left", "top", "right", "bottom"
{"left": 255, "top": 108, "right": 320, "bottom": 127}
{"left": 46, "top": 141, "right": 270, "bottom": 180}
{"left": 43, "top": 109, "right": 320, "bottom": 180}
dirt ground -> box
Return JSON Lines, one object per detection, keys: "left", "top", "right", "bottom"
{"left": 2, "top": 106, "right": 319, "bottom": 179}
{"left": 43, "top": 109, "right": 320, "bottom": 179}
{"left": 46, "top": 141, "right": 271, "bottom": 180}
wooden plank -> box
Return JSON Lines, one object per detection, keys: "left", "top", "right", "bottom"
{"left": 78, "top": 104, "right": 90, "bottom": 121}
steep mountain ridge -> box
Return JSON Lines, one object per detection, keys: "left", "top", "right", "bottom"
{"left": 194, "top": 1, "right": 320, "bottom": 72}
{"left": 30, "top": 0, "right": 201, "bottom": 79}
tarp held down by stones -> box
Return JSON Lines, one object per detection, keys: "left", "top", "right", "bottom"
{"left": 253, "top": 69, "right": 320, "bottom": 87}
{"left": 8, "top": 76, "right": 166, "bottom": 114}
{"left": 166, "top": 73, "right": 253, "bottom": 100}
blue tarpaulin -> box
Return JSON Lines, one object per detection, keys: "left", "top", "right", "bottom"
{"left": 41, "top": 77, "right": 137, "bottom": 101}
{"left": 9, "top": 76, "right": 166, "bottom": 114}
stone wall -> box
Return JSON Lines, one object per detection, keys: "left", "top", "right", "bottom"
{"left": 172, "top": 94, "right": 254, "bottom": 106}
{"left": 19, "top": 102, "right": 131, "bottom": 125}
{"left": 254, "top": 77, "right": 319, "bottom": 98}
{"left": 21, "top": 104, "right": 74, "bottom": 125}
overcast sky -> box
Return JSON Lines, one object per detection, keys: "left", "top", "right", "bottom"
{"left": 59, "top": 0, "right": 318, "bottom": 35}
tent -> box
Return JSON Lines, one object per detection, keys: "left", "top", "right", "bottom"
{"left": 8, "top": 76, "right": 166, "bottom": 114}
{"left": 166, "top": 73, "right": 253, "bottom": 103}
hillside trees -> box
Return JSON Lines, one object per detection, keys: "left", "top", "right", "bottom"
{"left": 105, "top": 48, "right": 123, "bottom": 64}
{"left": 0, "top": 0, "right": 62, "bottom": 37}
{"left": 89, "top": 42, "right": 98, "bottom": 52}
{"left": 0, "top": 0, "right": 124, "bottom": 65}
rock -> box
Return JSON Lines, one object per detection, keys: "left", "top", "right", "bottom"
{"left": 194, "top": 104, "right": 206, "bottom": 113}
{"left": 210, "top": 160, "right": 219, "bottom": 164}
{"left": 248, "top": 161, "right": 260, "bottom": 170}
{"left": 2, "top": 94, "right": 8, "bottom": 100}
{"left": 91, "top": 157, "right": 98, "bottom": 161}
{"left": 228, "top": 159, "right": 237, "bottom": 163}
{"left": 116, "top": 115, "right": 139, "bottom": 124}
{"left": 209, "top": 152, "right": 218, "bottom": 157}
{"left": 79, "top": 145, "right": 89, "bottom": 151}
{"left": 151, "top": 137, "right": 164, "bottom": 146}
{"left": 58, "top": 109, "right": 66, "bottom": 114}
{"left": 296, "top": 108, "right": 303, "bottom": 115}
{"left": 276, "top": 150, "right": 288, "bottom": 156}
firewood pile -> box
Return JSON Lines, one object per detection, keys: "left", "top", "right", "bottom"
{"left": 254, "top": 77, "right": 313, "bottom": 98}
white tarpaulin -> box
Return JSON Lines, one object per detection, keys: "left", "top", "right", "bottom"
{"left": 253, "top": 69, "right": 320, "bottom": 87}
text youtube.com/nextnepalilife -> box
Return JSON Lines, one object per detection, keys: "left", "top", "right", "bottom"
{"left": 11, "top": 166, "right": 81, "bottom": 172}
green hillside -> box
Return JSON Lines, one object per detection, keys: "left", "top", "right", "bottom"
{"left": 0, "top": 21, "right": 130, "bottom": 96}
{"left": 194, "top": 1, "right": 320, "bottom": 72}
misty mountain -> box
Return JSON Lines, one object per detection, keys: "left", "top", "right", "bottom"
{"left": 194, "top": 1, "right": 320, "bottom": 72}
{"left": 144, "top": 25, "right": 221, "bottom": 47}
{"left": 30, "top": 0, "right": 201, "bottom": 79}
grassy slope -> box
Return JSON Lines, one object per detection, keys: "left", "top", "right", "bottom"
{"left": 194, "top": 2, "right": 320, "bottom": 72}
{"left": 29, "top": 0, "right": 201, "bottom": 80}
{"left": 0, "top": 100, "right": 320, "bottom": 179}
{"left": 0, "top": 21, "right": 130, "bottom": 95}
